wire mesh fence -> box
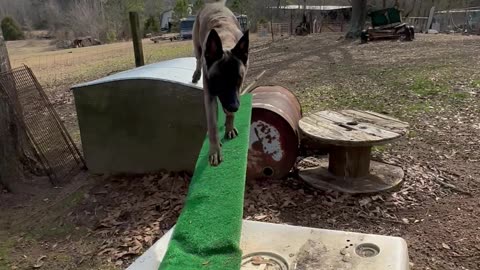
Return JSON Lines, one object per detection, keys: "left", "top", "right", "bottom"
{"left": 434, "top": 8, "right": 480, "bottom": 34}
{"left": 257, "top": 23, "right": 292, "bottom": 39}
{"left": 0, "top": 66, "right": 85, "bottom": 185}
{"left": 9, "top": 40, "right": 193, "bottom": 90}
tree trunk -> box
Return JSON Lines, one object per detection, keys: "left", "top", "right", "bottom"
{"left": 346, "top": 0, "right": 368, "bottom": 39}
{"left": 0, "top": 28, "right": 24, "bottom": 193}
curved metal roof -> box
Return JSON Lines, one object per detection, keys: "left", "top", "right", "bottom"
{"left": 72, "top": 57, "right": 203, "bottom": 90}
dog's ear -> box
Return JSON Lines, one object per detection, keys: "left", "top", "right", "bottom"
{"left": 232, "top": 30, "right": 249, "bottom": 65}
{"left": 205, "top": 29, "right": 223, "bottom": 68}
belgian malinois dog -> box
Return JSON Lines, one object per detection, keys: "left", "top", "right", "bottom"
{"left": 192, "top": 0, "right": 249, "bottom": 166}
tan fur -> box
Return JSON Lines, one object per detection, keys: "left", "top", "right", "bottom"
{"left": 192, "top": 1, "right": 247, "bottom": 166}
{"left": 192, "top": 2, "right": 243, "bottom": 73}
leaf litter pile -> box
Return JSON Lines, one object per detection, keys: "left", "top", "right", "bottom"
{"left": 62, "top": 34, "right": 480, "bottom": 270}
{"left": 71, "top": 147, "right": 476, "bottom": 268}
{"left": 70, "top": 173, "right": 189, "bottom": 266}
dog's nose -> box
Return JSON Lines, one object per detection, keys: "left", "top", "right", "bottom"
{"left": 219, "top": 95, "right": 240, "bottom": 113}
{"left": 226, "top": 105, "right": 239, "bottom": 113}
{"left": 229, "top": 99, "right": 240, "bottom": 112}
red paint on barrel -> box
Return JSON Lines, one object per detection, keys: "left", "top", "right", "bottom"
{"left": 247, "top": 85, "right": 302, "bottom": 180}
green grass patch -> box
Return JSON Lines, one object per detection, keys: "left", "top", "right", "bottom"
{"left": 405, "top": 102, "right": 432, "bottom": 114}
{"left": 297, "top": 84, "right": 389, "bottom": 115}
{"left": 297, "top": 86, "right": 334, "bottom": 113}
{"left": 471, "top": 80, "right": 480, "bottom": 88}
{"left": 410, "top": 76, "right": 447, "bottom": 97}
{"left": 373, "top": 145, "right": 387, "bottom": 153}
{"left": 297, "top": 64, "right": 471, "bottom": 122}
{"left": 0, "top": 236, "right": 14, "bottom": 270}
{"left": 448, "top": 91, "right": 469, "bottom": 102}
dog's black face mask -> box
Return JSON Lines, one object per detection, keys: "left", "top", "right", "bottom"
{"left": 205, "top": 29, "right": 249, "bottom": 113}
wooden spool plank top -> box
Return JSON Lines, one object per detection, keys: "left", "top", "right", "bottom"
{"left": 299, "top": 110, "right": 409, "bottom": 147}
{"left": 341, "top": 110, "right": 409, "bottom": 135}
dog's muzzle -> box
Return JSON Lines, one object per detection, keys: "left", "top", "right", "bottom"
{"left": 219, "top": 94, "right": 240, "bottom": 113}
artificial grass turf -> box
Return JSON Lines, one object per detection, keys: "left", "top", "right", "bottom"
{"left": 159, "top": 94, "right": 252, "bottom": 270}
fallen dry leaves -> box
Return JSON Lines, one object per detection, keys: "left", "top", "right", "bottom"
{"left": 32, "top": 255, "right": 47, "bottom": 269}
{"left": 82, "top": 163, "right": 449, "bottom": 266}
{"left": 83, "top": 172, "right": 190, "bottom": 265}
{"left": 54, "top": 34, "right": 480, "bottom": 270}
{"left": 243, "top": 148, "right": 473, "bottom": 229}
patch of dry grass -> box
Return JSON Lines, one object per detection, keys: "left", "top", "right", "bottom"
{"left": 6, "top": 34, "right": 268, "bottom": 93}
{"left": 7, "top": 39, "right": 193, "bottom": 91}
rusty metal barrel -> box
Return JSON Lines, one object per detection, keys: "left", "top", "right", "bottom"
{"left": 247, "top": 85, "right": 302, "bottom": 180}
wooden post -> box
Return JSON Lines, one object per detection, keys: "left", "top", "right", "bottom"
{"left": 309, "top": 12, "right": 313, "bottom": 34}
{"left": 270, "top": 22, "right": 275, "bottom": 42}
{"left": 346, "top": 0, "right": 368, "bottom": 39}
{"left": 426, "top": 6, "right": 436, "bottom": 33}
{"left": 290, "top": 9, "right": 293, "bottom": 36}
{"left": 270, "top": 5, "right": 275, "bottom": 42}
{"left": 129, "top": 12, "right": 145, "bottom": 67}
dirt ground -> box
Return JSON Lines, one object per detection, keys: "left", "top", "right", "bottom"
{"left": 1, "top": 33, "right": 480, "bottom": 270}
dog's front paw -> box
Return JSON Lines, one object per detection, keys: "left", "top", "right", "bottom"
{"left": 209, "top": 143, "right": 223, "bottom": 166}
{"left": 192, "top": 70, "right": 201, "bottom": 84}
{"left": 225, "top": 127, "right": 239, "bottom": 140}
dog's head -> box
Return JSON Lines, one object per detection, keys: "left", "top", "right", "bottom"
{"left": 204, "top": 29, "right": 249, "bottom": 113}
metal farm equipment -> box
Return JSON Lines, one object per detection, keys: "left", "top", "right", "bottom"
{"left": 361, "top": 7, "right": 415, "bottom": 44}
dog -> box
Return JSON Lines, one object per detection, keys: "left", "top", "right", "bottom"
{"left": 192, "top": 0, "right": 249, "bottom": 166}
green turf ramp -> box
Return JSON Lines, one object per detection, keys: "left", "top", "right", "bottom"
{"left": 159, "top": 94, "right": 252, "bottom": 270}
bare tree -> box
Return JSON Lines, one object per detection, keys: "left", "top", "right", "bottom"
{"left": 65, "top": 0, "right": 105, "bottom": 38}
{"left": 144, "top": 0, "right": 163, "bottom": 16}
{"left": 346, "top": 0, "right": 368, "bottom": 39}
{"left": 44, "top": 0, "right": 65, "bottom": 32}
{"left": 0, "top": 27, "right": 24, "bottom": 193}
{"left": 0, "top": 0, "right": 30, "bottom": 26}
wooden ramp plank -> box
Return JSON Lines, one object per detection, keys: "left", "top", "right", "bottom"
{"left": 159, "top": 95, "right": 252, "bottom": 270}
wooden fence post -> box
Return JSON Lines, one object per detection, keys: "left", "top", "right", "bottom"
{"left": 426, "top": 6, "right": 436, "bottom": 33}
{"left": 129, "top": 12, "right": 145, "bottom": 67}
{"left": 290, "top": 9, "right": 293, "bottom": 36}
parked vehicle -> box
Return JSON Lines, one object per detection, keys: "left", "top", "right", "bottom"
{"left": 180, "top": 16, "right": 196, "bottom": 40}
{"left": 361, "top": 7, "right": 414, "bottom": 44}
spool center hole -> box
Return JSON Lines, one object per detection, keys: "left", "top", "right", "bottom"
{"left": 263, "top": 167, "right": 274, "bottom": 177}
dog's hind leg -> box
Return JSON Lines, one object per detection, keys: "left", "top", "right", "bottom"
{"left": 225, "top": 112, "right": 238, "bottom": 139}
{"left": 192, "top": 51, "right": 202, "bottom": 84}
{"left": 192, "top": 17, "right": 202, "bottom": 84}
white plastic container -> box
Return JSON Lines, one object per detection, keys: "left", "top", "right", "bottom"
{"left": 128, "top": 220, "right": 409, "bottom": 270}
